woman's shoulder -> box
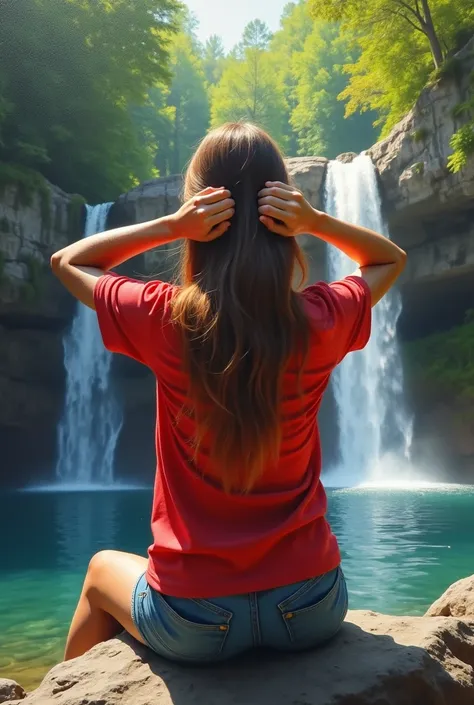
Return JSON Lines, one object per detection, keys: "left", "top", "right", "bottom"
{"left": 300, "top": 276, "right": 370, "bottom": 331}
{"left": 300, "top": 281, "right": 336, "bottom": 331}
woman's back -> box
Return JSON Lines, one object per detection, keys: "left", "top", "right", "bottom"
{"left": 94, "top": 269, "right": 371, "bottom": 597}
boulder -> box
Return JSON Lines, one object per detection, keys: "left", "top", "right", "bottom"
{"left": 0, "top": 679, "right": 25, "bottom": 703}
{"left": 11, "top": 610, "right": 474, "bottom": 705}
{"left": 426, "top": 575, "right": 474, "bottom": 619}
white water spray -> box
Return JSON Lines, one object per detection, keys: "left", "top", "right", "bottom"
{"left": 325, "top": 155, "right": 413, "bottom": 485}
{"left": 55, "top": 203, "right": 122, "bottom": 486}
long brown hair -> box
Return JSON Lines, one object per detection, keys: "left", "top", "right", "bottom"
{"left": 171, "top": 122, "right": 309, "bottom": 492}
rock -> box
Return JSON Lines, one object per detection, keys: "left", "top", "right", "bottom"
{"left": 13, "top": 610, "right": 474, "bottom": 705}
{"left": 286, "top": 156, "right": 328, "bottom": 209}
{"left": 336, "top": 152, "right": 357, "bottom": 163}
{"left": 369, "top": 37, "right": 474, "bottom": 229}
{"left": 0, "top": 679, "right": 25, "bottom": 702}
{"left": 426, "top": 575, "right": 474, "bottom": 618}
{"left": 0, "top": 180, "right": 82, "bottom": 321}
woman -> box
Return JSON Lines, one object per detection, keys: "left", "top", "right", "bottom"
{"left": 51, "top": 122, "right": 406, "bottom": 663}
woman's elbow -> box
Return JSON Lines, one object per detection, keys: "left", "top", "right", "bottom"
{"left": 50, "top": 250, "right": 67, "bottom": 276}
{"left": 397, "top": 247, "right": 407, "bottom": 272}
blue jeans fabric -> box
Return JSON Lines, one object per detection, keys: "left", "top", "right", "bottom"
{"left": 131, "top": 567, "right": 348, "bottom": 662}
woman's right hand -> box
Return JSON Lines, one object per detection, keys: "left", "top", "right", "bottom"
{"left": 258, "top": 181, "right": 321, "bottom": 237}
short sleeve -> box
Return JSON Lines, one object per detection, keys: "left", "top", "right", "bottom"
{"left": 302, "top": 275, "right": 372, "bottom": 366}
{"left": 93, "top": 272, "right": 176, "bottom": 366}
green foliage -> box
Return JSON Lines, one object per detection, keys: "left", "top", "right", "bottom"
{"left": 240, "top": 20, "right": 273, "bottom": 52}
{"left": 0, "top": 163, "right": 49, "bottom": 212}
{"left": 405, "top": 313, "right": 474, "bottom": 400}
{"left": 0, "top": 250, "right": 5, "bottom": 281}
{"left": 287, "top": 20, "right": 376, "bottom": 157}
{"left": 411, "top": 127, "right": 430, "bottom": 142}
{"left": 309, "top": 0, "right": 474, "bottom": 136}
{"left": 412, "top": 161, "right": 425, "bottom": 175}
{"left": 132, "top": 29, "right": 210, "bottom": 176}
{"left": 167, "top": 33, "right": 210, "bottom": 173}
{"left": 202, "top": 36, "right": 226, "bottom": 85}
{"left": 211, "top": 47, "right": 289, "bottom": 148}
{"left": 447, "top": 121, "right": 474, "bottom": 171}
{"left": 448, "top": 83, "right": 474, "bottom": 172}
{"left": 68, "top": 196, "right": 87, "bottom": 236}
{"left": 0, "top": 217, "right": 9, "bottom": 233}
{"left": 430, "top": 55, "right": 464, "bottom": 86}
{"left": 0, "top": 0, "right": 180, "bottom": 201}
{"left": 211, "top": 7, "right": 375, "bottom": 156}
{"left": 19, "top": 283, "right": 36, "bottom": 304}
{"left": 21, "top": 253, "right": 46, "bottom": 297}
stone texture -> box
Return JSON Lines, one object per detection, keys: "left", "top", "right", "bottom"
{"left": 0, "top": 179, "right": 81, "bottom": 486}
{"left": 369, "top": 37, "right": 474, "bottom": 228}
{"left": 10, "top": 610, "right": 474, "bottom": 705}
{"left": 0, "top": 180, "right": 82, "bottom": 322}
{"left": 426, "top": 576, "right": 474, "bottom": 619}
{"left": 0, "top": 679, "right": 25, "bottom": 703}
{"left": 286, "top": 156, "right": 327, "bottom": 209}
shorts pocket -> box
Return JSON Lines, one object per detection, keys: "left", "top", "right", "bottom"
{"left": 277, "top": 567, "right": 348, "bottom": 649}
{"left": 136, "top": 588, "right": 233, "bottom": 662}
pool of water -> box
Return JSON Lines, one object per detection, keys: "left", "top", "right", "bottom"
{"left": 1, "top": 485, "right": 473, "bottom": 690}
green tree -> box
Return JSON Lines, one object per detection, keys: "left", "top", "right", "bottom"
{"left": 268, "top": 1, "right": 314, "bottom": 154}
{"left": 309, "top": 0, "right": 445, "bottom": 68}
{"left": 241, "top": 19, "right": 273, "bottom": 51}
{"left": 0, "top": 0, "right": 179, "bottom": 201}
{"left": 167, "top": 33, "right": 210, "bottom": 173}
{"left": 133, "top": 30, "right": 211, "bottom": 176}
{"left": 289, "top": 23, "right": 376, "bottom": 157}
{"left": 203, "top": 35, "right": 226, "bottom": 85}
{"left": 309, "top": 0, "right": 474, "bottom": 135}
{"left": 211, "top": 48, "right": 288, "bottom": 147}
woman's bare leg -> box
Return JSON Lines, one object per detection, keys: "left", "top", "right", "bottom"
{"left": 64, "top": 550, "right": 148, "bottom": 661}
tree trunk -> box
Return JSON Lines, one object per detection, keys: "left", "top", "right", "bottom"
{"left": 420, "top": 0, "right": 444, "bottom": 69}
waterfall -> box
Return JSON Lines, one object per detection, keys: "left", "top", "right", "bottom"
{"left": 55, "top": 203, "right": 122, "bottom": 487}
{"left": 324, "top": 155, "right": 413, "bottom": 485}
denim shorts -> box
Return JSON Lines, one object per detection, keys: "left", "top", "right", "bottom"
{"left": 130, "top": 567, "right": 348, "bottom": 662}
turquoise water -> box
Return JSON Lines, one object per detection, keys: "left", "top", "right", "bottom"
{"left": 1, "top": 486, "right": 473, "bottom": 689}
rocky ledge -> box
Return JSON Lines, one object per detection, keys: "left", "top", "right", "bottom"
{"left": 2, "top": 576, "right": 474, "bottom": 705}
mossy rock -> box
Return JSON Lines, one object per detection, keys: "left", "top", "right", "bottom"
{"left": 0, "top": 162, "right": 52, "bottom": 229}
{"left": 19, "top": 282, "right": 37, "bottom": 304}
{"left": 410, "top": 127, "right": 430, "bottom": 143}
{"left": 20, "top": 253, "right": 47, "bottom": 295}
{"left": 68, "top": 195, "right": 87, "bottom": 235}
{"left": 404, "top": 312, "right": 474, "bottom": 402}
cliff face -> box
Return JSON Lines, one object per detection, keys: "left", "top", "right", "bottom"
{"left": 0, "top": 179, "right": 83, "bottom": 485}
{"left": 1, "top": 39, "right": 473, "bottom": 487}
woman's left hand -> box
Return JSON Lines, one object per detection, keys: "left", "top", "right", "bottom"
{"left": 171, "top": 187, "right": 235, "bottom": 242}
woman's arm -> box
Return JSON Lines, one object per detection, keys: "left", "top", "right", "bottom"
{"left": 307, "top": 211, "right": 406, "bottom": 306}
{"left": 51, "top": 187, "right": 234, "bottom": 309}
{"left": 258, "top": 181, "right": 406, "bottom": 306}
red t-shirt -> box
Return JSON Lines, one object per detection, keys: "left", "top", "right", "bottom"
{"left": 94, "top": 272, "right": 371, "bottom": 598}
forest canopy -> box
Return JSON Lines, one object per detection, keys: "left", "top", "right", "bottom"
{"left": 0, "top": 0, "right": 472, "bottom": 202}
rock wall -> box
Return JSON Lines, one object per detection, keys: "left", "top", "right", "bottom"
{"left": 0, "top": 179, "right": 83, "bottom": 485}
{"left": 1, "top": 38, "right": 473, "bottom": 488}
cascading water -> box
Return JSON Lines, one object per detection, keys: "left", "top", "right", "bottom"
{"left": 55, "top": 203, "right": 122, "bottom": 487}
{"left": 324, "top": 155, "right": 413, "bottom": 485}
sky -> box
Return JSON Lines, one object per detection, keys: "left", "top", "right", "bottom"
{"left": 183, "top": 0, "right": 290, "bottom": 51}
